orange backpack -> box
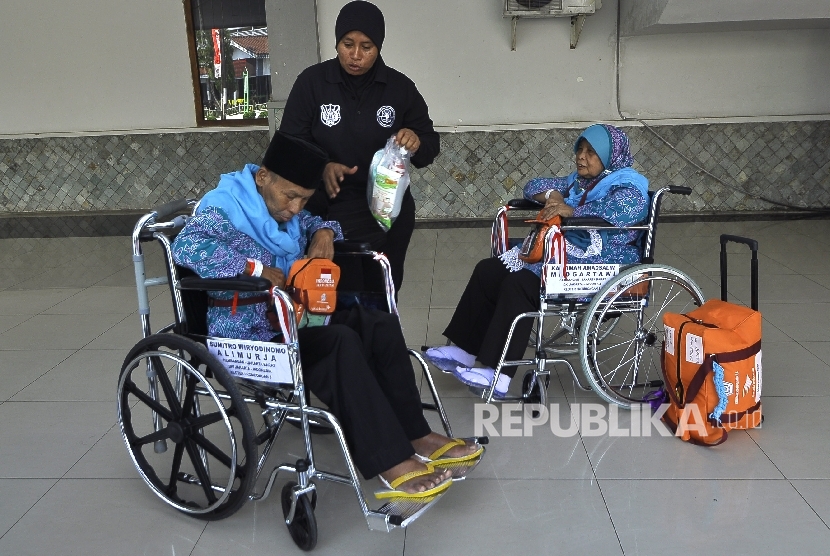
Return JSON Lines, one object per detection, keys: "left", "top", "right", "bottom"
{"left": 660, "top": 236, "right": 763, "bottom": 446}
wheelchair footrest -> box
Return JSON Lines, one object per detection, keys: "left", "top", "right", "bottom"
{"left": 371, "top": 493, "right": 447, "bottom": 531}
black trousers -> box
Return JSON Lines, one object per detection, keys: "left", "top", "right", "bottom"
{"left": 443, "top": 257, "right": 540, "bottom": 378}
{"left": 296, "top": 304, "right": 430, "bottom": 479}
{"left": 328, "top": 191, "right": 415, "bottom": 293}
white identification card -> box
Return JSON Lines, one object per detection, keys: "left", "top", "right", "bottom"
{"left": 207, "top": 338, "right": 293, "bottom": 384}
{"left": 754, "top": 350, "right": 763, "bottom": 402}
{"left": 664, "top": 325, "right": 675, "bottom": 355}
{"left": 685, "top": 333, "right": 704, "bottom": 365}
{"left": 545, "top": 264, "right": 619, "bottom": 296}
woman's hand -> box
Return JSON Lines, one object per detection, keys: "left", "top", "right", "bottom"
{"left": 323, "top": 162, "right": 358, "bottom": 199}
{"left": 540, "top": 191, "right": 574, "bottom": 220}
{"left": 394, "top": 128, "right": 420, "bottom": 154}
{"left": 261, "top": 266, "right": 286, "bottom": 290}
{"left": 307, "top": 228, "right": 335, "bottom": 260}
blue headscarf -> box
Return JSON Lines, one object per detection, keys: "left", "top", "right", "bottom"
{"left": 563, "top": 124, "right": 649, "bottom": 249}
{"left": 197, "top": 164, "right": 302, "bottom": 275}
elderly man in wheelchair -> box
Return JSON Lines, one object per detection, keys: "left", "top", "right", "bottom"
{"left": 174, "top": 130, "right": 481, "bottom": 485}
{"left": 118, "top": 131, "right": 484, "bottom": 550}
{"left": 425, "top": 124, "right": 703, "bottom": 406}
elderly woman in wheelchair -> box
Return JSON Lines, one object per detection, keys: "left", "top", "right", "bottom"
{"left": 427, "top": 124, "right": 662, "bottom": 400}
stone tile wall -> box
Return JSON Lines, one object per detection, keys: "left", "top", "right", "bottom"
{"left": 0, "top": 120, "right": 827, "bottom": 236}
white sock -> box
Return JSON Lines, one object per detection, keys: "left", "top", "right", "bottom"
{"left": 427, "top": 345, "right": 476, "bottom": 368}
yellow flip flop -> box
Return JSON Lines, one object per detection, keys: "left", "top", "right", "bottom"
{"left": 374, "top": 464, "right": 453, "bottom": 501}
{"left": 422, "top": 438, "right": 484, "bottom": 465}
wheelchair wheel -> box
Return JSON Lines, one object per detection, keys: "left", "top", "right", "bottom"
{"left": 578, "top": 265, "right": 704, "bottom": 408}
{"left": 281, "top": 481, "right": 318, "bottom": 551}
{"left": 538, "top": 307, "right": 618, "bottom": 356}
{"left": 117, "top": 333, "right": 256, "bottom": 520}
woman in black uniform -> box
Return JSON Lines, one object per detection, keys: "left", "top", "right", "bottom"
{"left": 279, "top": 0, "right": 440, "bottom": 293}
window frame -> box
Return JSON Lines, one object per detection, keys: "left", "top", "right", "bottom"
{"left": 183, "top": 0, "right": 269, "bottom": 128}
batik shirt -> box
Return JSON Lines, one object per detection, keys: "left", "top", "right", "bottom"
{"left": 499, "top": 177, "right": 648, "bottom": 277}
{"left": 172, "top": 207, "right": 343, "bottom": 341}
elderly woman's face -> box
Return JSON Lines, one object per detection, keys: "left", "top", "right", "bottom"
{"left": 337, "top": 31, "right": 378, "bottom": 76}
{"left": 575, "top": 139, "right": 604, "bottom": 179}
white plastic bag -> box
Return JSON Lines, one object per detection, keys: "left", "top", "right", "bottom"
{"left": 367, "top": 136, "right": 411, "bottom": 231}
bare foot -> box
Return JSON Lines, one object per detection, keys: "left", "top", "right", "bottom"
{"left": 411, "top": 432, "right": 480, "bottom": 461}
{"left": 379, "top": 458, "right": 450, "bottom": 494}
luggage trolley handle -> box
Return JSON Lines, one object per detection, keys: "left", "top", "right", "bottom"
{"left": 719, "top": 234, "right": 759, "bottom": 311}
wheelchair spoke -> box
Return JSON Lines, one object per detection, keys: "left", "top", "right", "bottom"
{"left": 124, "top": 380, "right": 175, "bottom": 422}
{"left": 133, "top": 427, "right": 172, "bottom": 448}
{"left": 184, "top": 439, "right": 218, "bottom": 504}
{"left": 166, "top": 441, "right": 186, "bottom": 495}
{"left": 179, "top": 372, "right": 199, "bottom": 419}
{"left": 152, "top": 356, "right": 183, "bottom": 418}
{"left": 188, "top": 411, "right": 225, "bottom": 430}
{"left": 190, "top": 431, "right": 235, "bottom": 470}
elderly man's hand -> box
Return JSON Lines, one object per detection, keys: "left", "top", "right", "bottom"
{"left": 261, "top": 266, "right": 286, "bottom": 290}
{"left": 307, "top": 228, "right": 335, "bottom": 260}
{"left": 323, "top": 162, "right": 358, "bottom": 199}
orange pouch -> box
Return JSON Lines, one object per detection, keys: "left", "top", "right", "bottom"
{"left": 519, "top": 214, "right": 562, "bottom": 263}
{"left": 286, "top": 258, "right": 340, "bottom": 314}
{"left": 661, "top": 299, "right": 763, "bottom": 446}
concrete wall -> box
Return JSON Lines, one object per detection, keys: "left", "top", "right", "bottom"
{"left": 0, "top": 0, "right": 196, "bottom": 135}
{"left": 1, "top": 0, "right": 828, "bottom": 135}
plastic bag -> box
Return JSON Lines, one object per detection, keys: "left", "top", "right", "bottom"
{"left": 367, "top": 135, "right": 411, "bottom": 230}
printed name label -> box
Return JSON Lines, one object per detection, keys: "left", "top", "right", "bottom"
{"left": 544, "top": 264, "right": 619, "bottom": 296}
{"left": 207, "top": 338, "right": 293, "bottom": 384}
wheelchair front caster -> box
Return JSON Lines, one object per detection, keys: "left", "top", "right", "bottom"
{"left": 281, "top": 481, "right": 318, "bottom": 551}
{"left": 522, "top": 371, "right": 550, "bottom": 418}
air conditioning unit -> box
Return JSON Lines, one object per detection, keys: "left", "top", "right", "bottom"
{"left": 504, "top": 0, "right": 600, "bottom": 18}
{"left": 504, "top": 0, "right": 601, "bottom": 49}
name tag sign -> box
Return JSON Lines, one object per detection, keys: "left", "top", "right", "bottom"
{"left": 207, "top": 338, "right": 293, "bottom": 384}
{"left": 544, "top": 264, "right": 619, "bottom": 296}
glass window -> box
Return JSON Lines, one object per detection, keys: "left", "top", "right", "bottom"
{"left": 187, "top": 0, "right": 270, "bottom": 124}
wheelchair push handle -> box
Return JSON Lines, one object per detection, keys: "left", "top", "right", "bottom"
{"left": 668, "top": 186, "right": 693, "bottom": 195}
{"left": 719, "top": 234, "right": 759, "bottom": 311}
{"left": 152, "top": 198, "right": 191, "bottom": 221}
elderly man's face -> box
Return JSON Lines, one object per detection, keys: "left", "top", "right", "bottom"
{"left": 255, "top": 167, "right": 315, "bottom": 222}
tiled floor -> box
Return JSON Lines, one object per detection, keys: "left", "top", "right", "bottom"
{"left": 1, "top": 219, "right": 830, "bottom": 555}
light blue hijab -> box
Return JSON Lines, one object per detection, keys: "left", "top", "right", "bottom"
{"left": 197, "top": 164, "right": 302, "bottom": 275}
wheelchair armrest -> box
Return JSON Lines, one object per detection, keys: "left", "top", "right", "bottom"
{"left": 506, "top": 198, "right": 543, "bottom": 210}
{"left": 178, "top": 275, "right": 272, "bottom": 292}
{"left": 334, "top": 240, "right": 373, "bottom": 254}
{"left": 560, "top": 216, "right": 614, "bottom": 228}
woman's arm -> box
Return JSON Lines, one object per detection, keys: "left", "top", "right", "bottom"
{"left": 574, "top": 186, "right": 648, "bottom": 226}
{"left": 401, "top": 83, "right": 440, "bottom": 168}
{"left": 523, "top": 176, "right": 570, "bottom": 203}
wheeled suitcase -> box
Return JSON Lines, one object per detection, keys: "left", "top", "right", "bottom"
{"left": 661, "top": 235, "right": 763, "bottom": 446}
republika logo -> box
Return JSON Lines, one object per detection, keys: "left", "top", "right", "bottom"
{"left": 320, "top": 104, "right": 341, "bottom": 127}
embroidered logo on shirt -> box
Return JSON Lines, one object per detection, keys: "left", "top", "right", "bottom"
{"left": 320, "top": 104, "right": 341, "bottom": 127}
{"left": 376, "top": 106, "right": 395, "bottom": 127}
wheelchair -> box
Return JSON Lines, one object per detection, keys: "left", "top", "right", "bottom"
{"left": 117, "top": 199, "right": 472, "bottom": 551}
{"left": 440, "top": 185, "right": 705, "bottom": 409}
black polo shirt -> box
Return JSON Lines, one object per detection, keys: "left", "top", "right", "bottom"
{"left": 279, "top": 57, "right": 440, "bottom": 211}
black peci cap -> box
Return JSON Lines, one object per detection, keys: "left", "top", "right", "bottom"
{"left": 261, "top": 131, "right": 328, "bottom": 190}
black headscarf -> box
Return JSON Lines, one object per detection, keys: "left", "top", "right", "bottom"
{"left": 335, "top": 1, "right": 385, "bottom": 99}
{"left": 335, "top": 1, "right": 385, "bottom": 50}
